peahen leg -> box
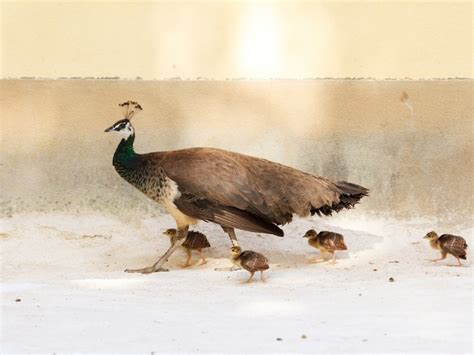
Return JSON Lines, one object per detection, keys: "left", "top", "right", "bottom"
{"left": 125, "top": 226, "right": 189, "bottom": 274}
{"left": 215, "top": 226, "right": 241, "bottom": 271}
{"left": 222, "top": 226, "right": 239, "bottom": 247}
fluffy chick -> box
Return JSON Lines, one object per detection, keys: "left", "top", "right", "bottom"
{"left": 163, "top": 228, "right": 211, "bottom": 267}
{"left": 424, "top": 231, "right": 468, "bottom": 266}
{"left": 303, "top": 229, "right": 347, "bottom": 264}
{"left": 229, "top": 246, "right": 269, "bottom": 283}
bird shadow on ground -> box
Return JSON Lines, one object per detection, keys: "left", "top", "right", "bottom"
{"left": 196, "top": 222, "right": 384, "bottom": 266}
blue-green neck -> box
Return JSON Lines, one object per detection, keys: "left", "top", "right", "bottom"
{"left": 113, "top": 134, "right": 138, "bottom": 168}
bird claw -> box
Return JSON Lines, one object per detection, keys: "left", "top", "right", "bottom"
{"left": 241, "top": 279, "right": 253, "bottom": 284}
{"left": 307, "top": 258, "right": 325, "bottom": 264}
{"left": 124, "top": 266, "right": 169, "bottom": 274}
{"left": 214, "top": 266, "right": 241, "bottom": 272}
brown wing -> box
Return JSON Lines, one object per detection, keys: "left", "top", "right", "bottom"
{"left": 318, "top": 231, "right": 347, "bottom": 252}
{"left": 174, "top": 196, "right": 284, "bottom": 236}
{"left": 182, "top": 231, "right": 211, "bottom": 249}
{"left": 333, "top": 234, "right": 347, "bottom": 250}
{"left": 239, "top": 251, "right": 269, "bottom": 272}
{"left": 439, "top": 234, "right": 468, "bottom": 259}
{"left": 145, "top": 148, "right": 368, "bottom": 229}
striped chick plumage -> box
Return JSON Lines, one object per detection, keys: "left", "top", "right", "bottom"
{"left": 163, "top": 228, "right": 211, "bottom": 267}
{"left": 424, "top": 231, "right": 467, "bottom": 266}
{"left": 230, "top": 246, "right": 269, "bottom": 283}
{"left": 303, "top": 229, "right": 347, "bottom": 264}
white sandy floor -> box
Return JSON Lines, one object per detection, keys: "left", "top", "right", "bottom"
{"left": 0, "top": 212, "right": 472, "bottom": 353}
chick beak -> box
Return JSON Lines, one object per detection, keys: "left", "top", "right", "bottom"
{"left": 104, "top": 125, "right": 114, "bottom": 132}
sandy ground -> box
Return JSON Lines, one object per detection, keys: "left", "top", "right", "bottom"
{"left": 0, "top": 212, "right": 472, "bottom": 353}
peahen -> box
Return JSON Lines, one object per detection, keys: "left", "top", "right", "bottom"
{"left": 105, "top": 101, "right": 369, "bottom": 273}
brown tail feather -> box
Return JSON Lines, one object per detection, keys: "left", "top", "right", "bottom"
{"left": 311, "top": 181, "right": 369, "bottom": 217}
{"left": 335, "top": 240, "right": 347, "bottom": 250}
{"left": 452, "top": 247, "right": 467, "bottom": 259}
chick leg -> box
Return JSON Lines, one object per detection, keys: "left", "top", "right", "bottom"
{"left": 181, "top": 248, "right": 192, "bottom": 267}
{"left": 198, "top": 249, "right": 207, "bottom": 265}
{"left": 243, "top": 271, "right": 255, "bottom": 283}
{"left": 329, "top": 252, "right": 337, "bottom": 264}
{"left": 260, "top": 270, "right": 266, "bottom": 282}
{"left": 427, "top": 251, "right": 447, "bottom": 263}
{"left": 308, "top": 252, "right": 325, "bottom": 263}
{"left": 125, "top": 226, "right": 189, "bottom": 274}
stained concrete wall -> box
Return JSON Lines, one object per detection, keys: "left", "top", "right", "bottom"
{"left": 1, "top": 80, "right": 472, "bottom": 228}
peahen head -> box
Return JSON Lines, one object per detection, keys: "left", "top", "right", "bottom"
{"left": 104, "top": 101, "right": 142, "bottom": 139}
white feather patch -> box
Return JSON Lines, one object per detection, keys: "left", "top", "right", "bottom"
{"left": 162, "top": 177, "right": 197, "bottom": 228}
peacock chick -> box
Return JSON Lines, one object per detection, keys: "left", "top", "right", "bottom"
{"left": 424, "top": 231, "right": 468, "bottom": 267}
{"left": 229, "top": 246, "right": 269, "bottom": 283}
{"left": 163, "top": 228, "right": 211, "bottom": 267}
{"left": 303, "top": 229, "right": 347, "bottom": 264}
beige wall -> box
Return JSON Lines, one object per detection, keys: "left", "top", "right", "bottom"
{"left": 1, "top": 1, "right": 472, "bottom": 79}
{"left": 1, "top": 80, "right": 472, "bottom": 229}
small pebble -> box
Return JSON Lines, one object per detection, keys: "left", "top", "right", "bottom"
{"left": 389, "top": 277, "right": 395, "bottom": 282}
{"left": 362, "top": 339, "right": 368, "bottom": 342}
{"left": 15, "top": 299, "right": 21, "bottom": 302}
{"left": 301, "top": 334, "right": 307, "bottom": 339}
{"left": 373, "top": 269, "right": 377, "bottom": 271}
{"left": 276, "top": 337, "right": 283, "bottom": 341}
